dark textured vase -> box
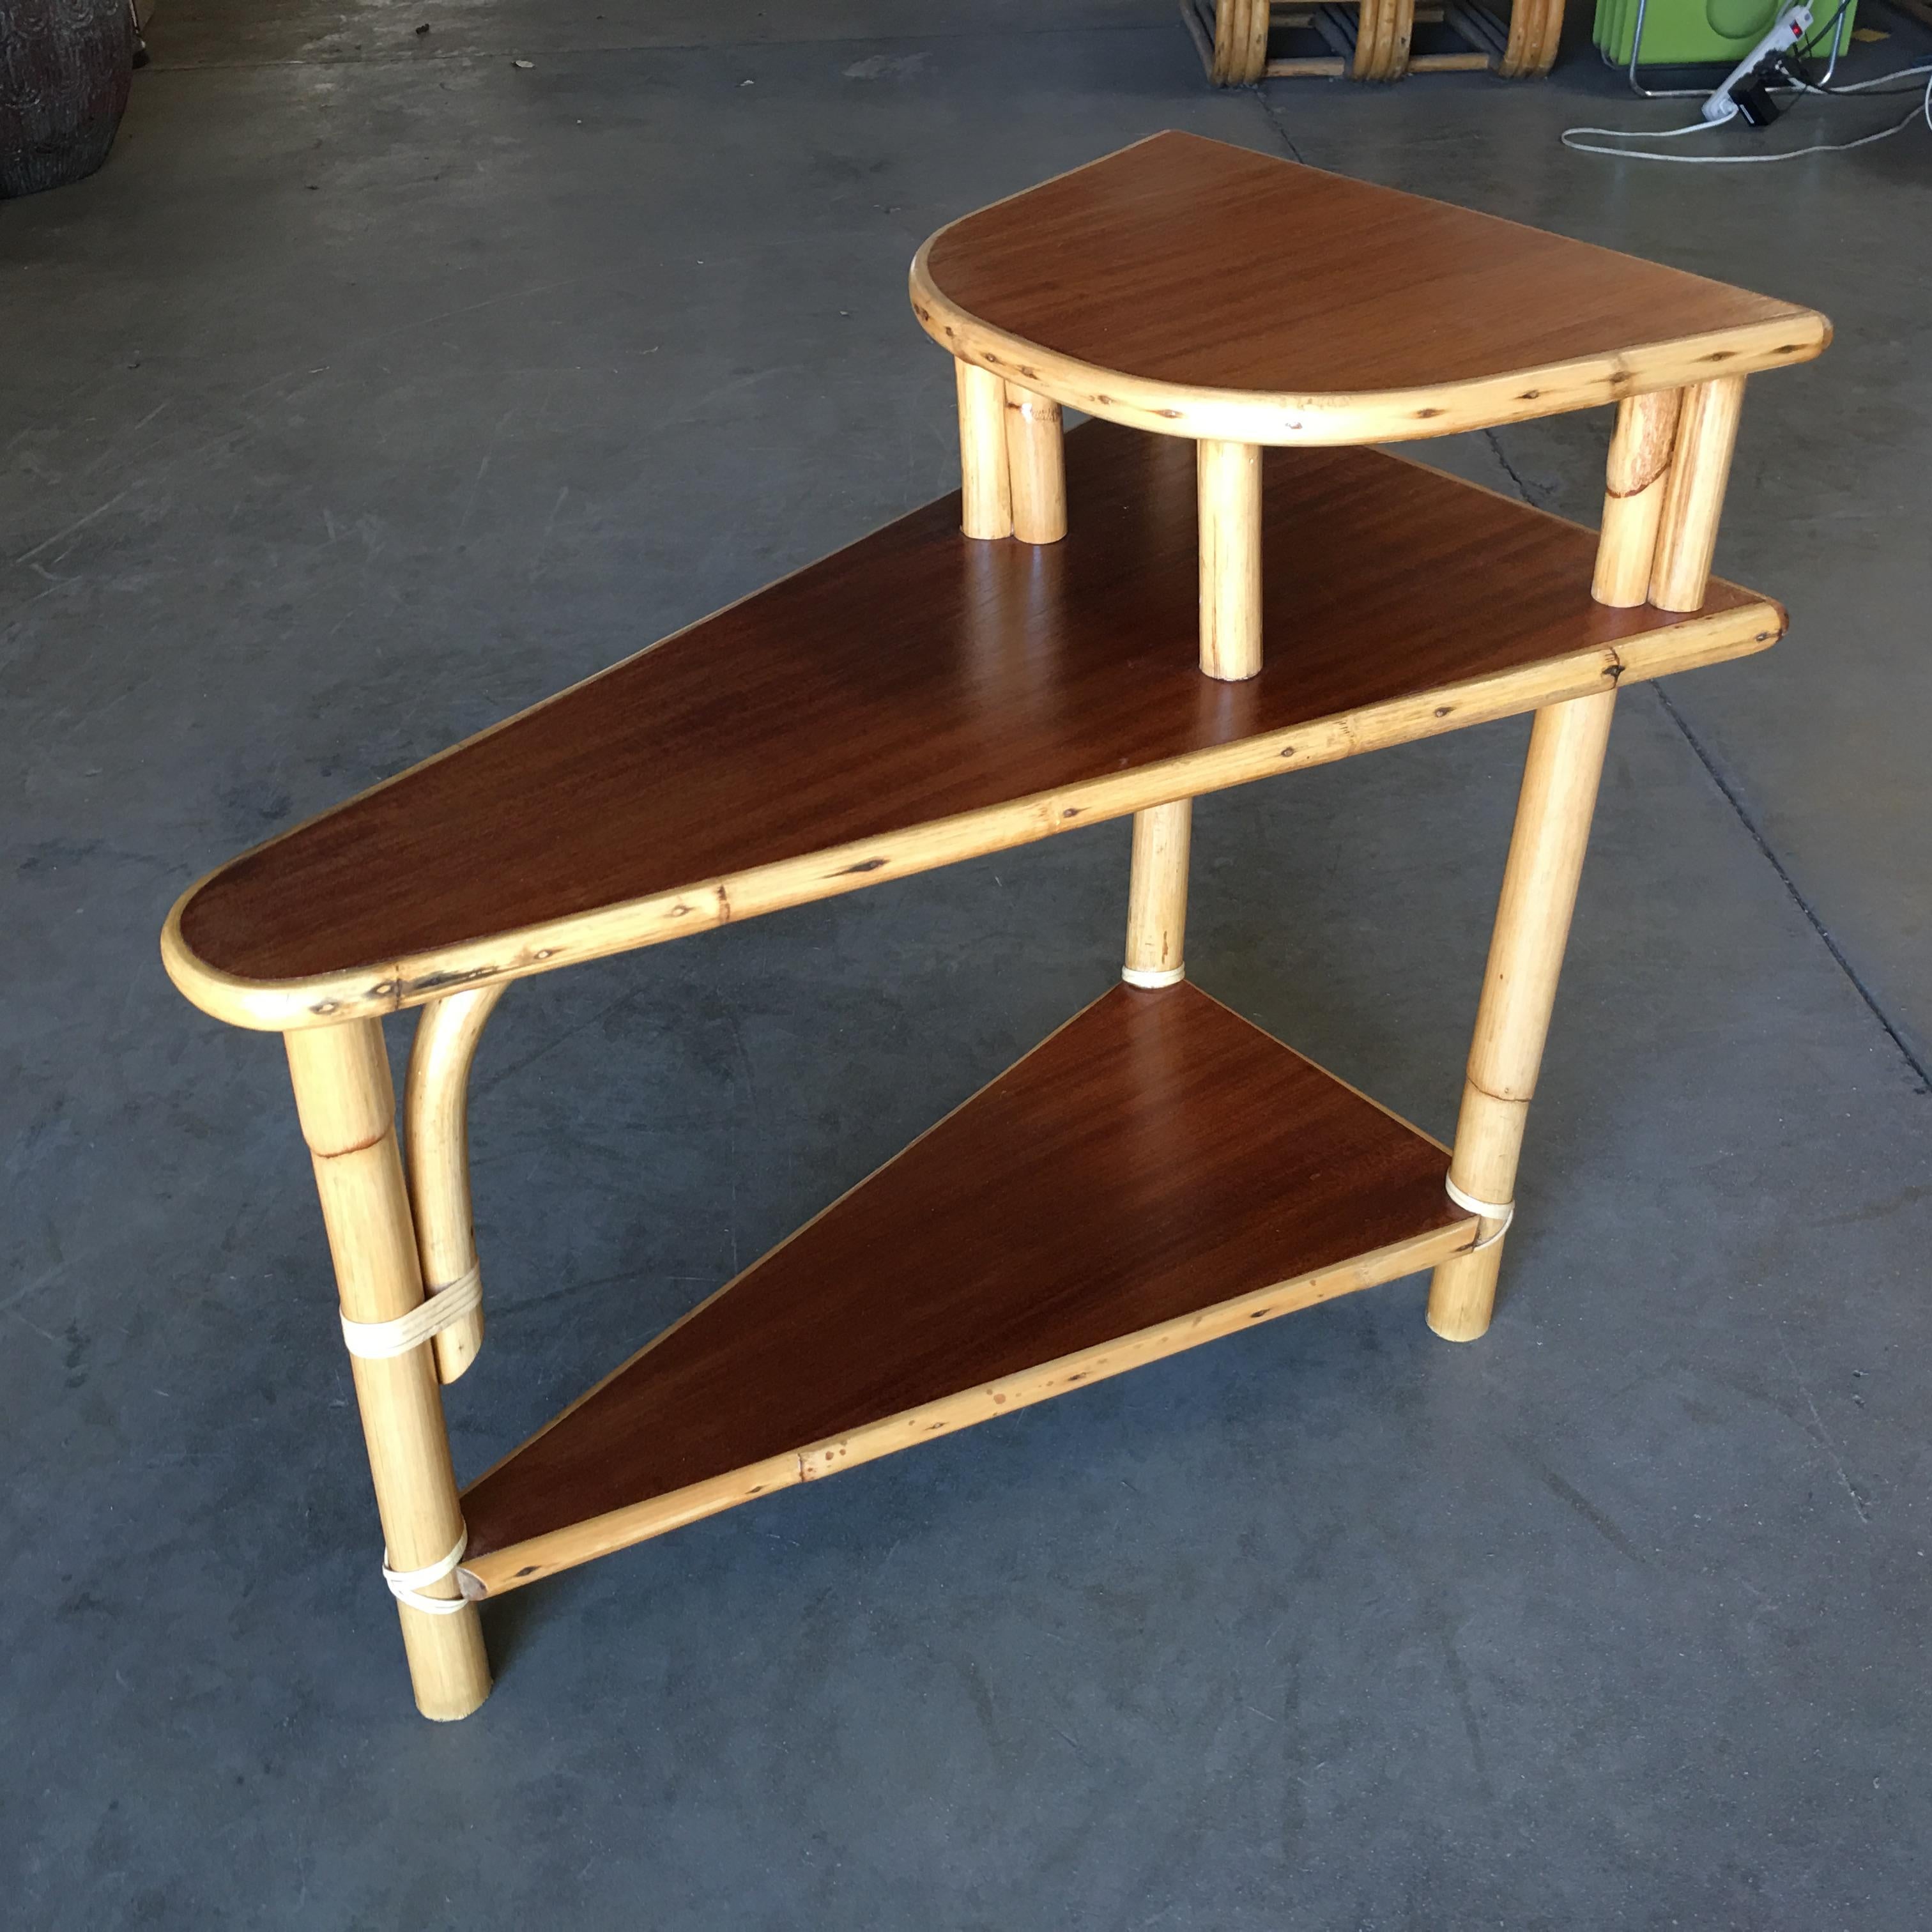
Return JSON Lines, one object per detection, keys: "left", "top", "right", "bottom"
{"left": 0, "top": 0, "right": 133, "bottom": 197}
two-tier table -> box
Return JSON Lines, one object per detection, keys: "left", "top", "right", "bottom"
{"left": 162, "top": 132, "right": 1828, "bottom": 1720}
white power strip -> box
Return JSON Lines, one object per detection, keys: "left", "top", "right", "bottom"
{"left": 1701, "top": 2, "right": 1814, "bottom": 121}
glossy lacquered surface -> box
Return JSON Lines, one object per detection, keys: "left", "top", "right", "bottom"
{"left": 171, "top": 420, "right": 1772, "bottom": 1009}
{"left": 461, "top": 984, "right": 1471, "bottom": 1569}
{"left": 916, "top": 132, "right": 1827, "bottom": 419}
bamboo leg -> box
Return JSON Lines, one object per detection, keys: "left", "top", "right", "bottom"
{"left": 1198, "top": 439, "right": 1262, "bottom": 681}
{"left": 286, "top": 1020, "right": 491, "bottom": 1721}
{"left": 956, "top": 358, "right": 1013, "bottom": 540}
{"left": 1353, "top": 0, "right": 1384, "bottom": 77}
{"left": 1358, "top": 0, "right": 1415, "bottom": 78}
{"left": 1123, "top": 799, "right": 1193, "bottom": 988}
{"left": 1592, "top": 389, "right": 1682, "bottom": 608}
{"left": 1003, "top": 382, "right": 1067, "bottom": 546}
{"left": 1648, "top": 375, "right": 1745, "bottom": 612}
{"left": 404, "top": 983, "right": 507, "bottom": 1384}
{"left": 1211, "top": 0, "right": 1271, "bottom": 82}
{"left": 1532, "top": 0, "right": 1567, "bottom": 75}
{"left": 1427, "top": 688, "right": 1617, "bottom": 1344}
{"left": 1496, "top": 0, "right": 1542, "bottom": 73}
{"left": 1384, "top": 0, "right": 1418, "bottom": 77}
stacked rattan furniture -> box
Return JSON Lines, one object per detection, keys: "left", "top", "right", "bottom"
{"left": 163, "top": 133, "right": 1828, "bottom": 1719}
{"left": 1185, "top": 0, "right": 1563, "bottom": 82}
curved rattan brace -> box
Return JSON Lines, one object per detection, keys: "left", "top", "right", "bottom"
{"left": 404, "top": 983, "right": 509, "bottom": 1383}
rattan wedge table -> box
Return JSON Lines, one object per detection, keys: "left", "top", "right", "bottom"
{"left": 162, "top": 133, "right": 1828, "bottom": 1721}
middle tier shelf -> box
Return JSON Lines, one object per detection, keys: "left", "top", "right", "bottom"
{"left": 458, "top": 982, "right": 1476, "bottom": 1597}
{"left": 167, "top": 418, "right": 1782, "bottom": 1031}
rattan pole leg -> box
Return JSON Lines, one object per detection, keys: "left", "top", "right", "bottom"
{"left": 1385, "top": 0, "right": 1419, "bottom": 79}
{"left": 1198, "top": 438, "right": 1263, "bottom": 680}
{"left": 1353, "top": 0, "right": 1383, "bottom": 79}
{"left": 956, "top": 358, "right": 1013, "bottom": 540}
{"left": 1211, "top": 0, "right": 1271, "bottom": 82}
{"left": 1591, "top": 389, "right": 1682, "bottom": 607}
{"left": 1496, "top": 0, "right": 1544, "bottom": 74}
{"left": 1533, "top": 0, "right": 1567, "bottom": 73}
{"left": 1649, "top": 375, "right": 1746, "bottom": 611}
{"left": 1004, "top": 381, "right": 1067, "bottom": 544}
{"left": 1123, "top": 800, "right": 1193, "bottom": 988}
{"left": 286, "top": 1019, "right": 491, "bottom": 1721}
{"left": 1358, "top": 0, "right": 1416, "bottom": 79}
{"left": 1427, "top": 688, "right": 1617, "bottom": 1342}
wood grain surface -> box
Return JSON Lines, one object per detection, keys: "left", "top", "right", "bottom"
{"left": 169, "top": 419, "right": 1775, "bottom": 1027}
{"left": 912, "top": 132, "right": 1827, "bottom": 443}
{"left": 459, "top": 983, "right": 1471, "bottom": 1583}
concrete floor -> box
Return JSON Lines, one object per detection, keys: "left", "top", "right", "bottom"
{"left": 4, "top": 2, "right": 1929, "bottom": 1924}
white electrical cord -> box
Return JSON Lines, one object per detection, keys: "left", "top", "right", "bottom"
{"left": 1790, "top": 58, "right": 1932, "bottom": 95}
{"left": 1563, "top": 61, "right": 1932, "bottom": 163}
{"left": 1563, "top": 107, "right": 1742, "bottom": 155}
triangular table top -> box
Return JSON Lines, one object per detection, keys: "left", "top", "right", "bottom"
{"left": 164, "top": 422, "right": 1780, "bottom": 1032}
{"left": 912, "top": 132, "right": 1830, "bottom": 444}
{"left": 457, "top": 982, "right": 1475, "bottom": 1595}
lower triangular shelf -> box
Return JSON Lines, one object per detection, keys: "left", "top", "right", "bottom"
{"left": 459, "top": 983, "right": 1475, "bottom": 1597}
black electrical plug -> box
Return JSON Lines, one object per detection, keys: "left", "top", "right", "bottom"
{"left": 1733, "top": 56, "right": 1786, "bottom": 125}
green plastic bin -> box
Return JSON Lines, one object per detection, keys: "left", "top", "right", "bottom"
{"left": 1595, "top": 0, "right": 1855, "bottom": 67}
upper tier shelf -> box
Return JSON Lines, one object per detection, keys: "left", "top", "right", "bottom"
{"left": 164, "top": 422, "right": 1782, "bottom": 1032}
{"left": 911, "top": 132, "right": 1830, "bottom": 445}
